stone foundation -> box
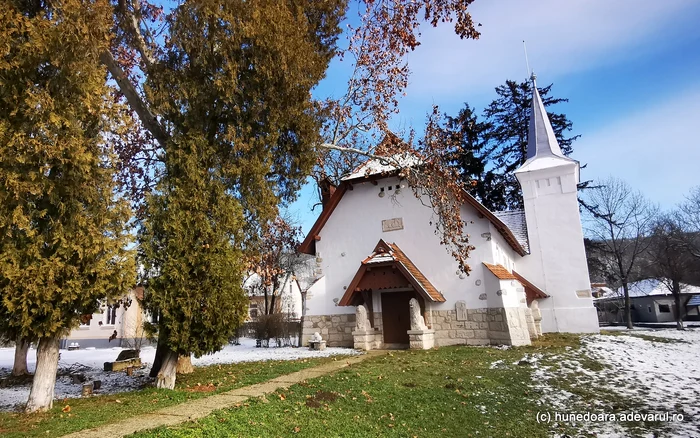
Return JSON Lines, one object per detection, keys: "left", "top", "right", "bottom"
{"left": 524, "top": 308, "right": 538, "bottom": 340}
{"left": 486, "top": 307, "right": 531, "bottom": 346}
{"left": 305, "top": 307, "right": 531, "bottom": 349}
{"left": 407, "top": 329, "right": 435, "bottom": 349}
{"left": 352, "top": 329, "right": 383, "bottom": 350}
{"left": 301, "top": 314, "right": 356, "bottom": 347}
{"left": 426, "top": 307, "right": 531, "bottom": 347}
{"left": 426, "top": 308, "right": 490, "bottom": 347}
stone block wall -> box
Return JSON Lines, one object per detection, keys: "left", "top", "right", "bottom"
{"left": 485, "top": 307, "right": 531, "bottom": 346}
{"left": 301, "top": 313, "right": 356, "bottom": 347}
{"left": 426, "top": 307, "right": 531, "bottom": 347}
{"left": 426, "top": 309, "right": 491, "bottom": 347}
{"left": 304, "top": 307, "right": 531, "bottom": 349}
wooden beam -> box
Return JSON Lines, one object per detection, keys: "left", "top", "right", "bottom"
{"left": 313, "top": 235, "right": 321, "bottom": 241}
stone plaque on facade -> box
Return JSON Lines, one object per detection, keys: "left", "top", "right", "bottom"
{"left": 576, "top": 289, "right": 592, "bottom": 298}
{"left": 381, "top": 217, "right": 404, "bottom": 232}
{"left": 455, "top": 301, "right": 468, "bottom": 321}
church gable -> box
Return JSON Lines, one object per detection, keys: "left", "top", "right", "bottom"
{"left": 298, "top": 166, "right": 527, "bottom": 257}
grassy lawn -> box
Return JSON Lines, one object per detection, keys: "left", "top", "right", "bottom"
{"left": 0, "top": 355, "right": 348, "bottom": 438}
{"left": 132, "top": 336, "right": 583, "bottom": 438}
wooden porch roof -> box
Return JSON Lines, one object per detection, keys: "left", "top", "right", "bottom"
{"left": 483, "top": 262, "right": 549, "bottom": 304}
{"left": 338, "top": 240, "right": 446, "bottom": 306}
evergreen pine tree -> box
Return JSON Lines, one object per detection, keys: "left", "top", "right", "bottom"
{"left": 0, "top": 0, "right": 135, "bottom": 412}
{"left": 137, "top": 0, "right": 345, "bottom": 388}
{"left": 448, "top": 79, "right": 579, "bottom": 211}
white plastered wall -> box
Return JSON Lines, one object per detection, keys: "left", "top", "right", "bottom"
{"left": 515, "top": 163, "right": 599, "bottom": 333}
{"left": 306, "top": 177, "right": 506, "bottom": 317}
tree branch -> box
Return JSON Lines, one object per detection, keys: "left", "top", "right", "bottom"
{"left": 119, "top": 0, "right": 156, "bottom": 70}
{"left": 319, "top": 142, "right": 390, "bottom": 164}
{"left": 100, "top": 50, "right": 168, "bottom": 146}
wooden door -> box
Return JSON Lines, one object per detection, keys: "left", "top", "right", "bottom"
{"left": 381, "top": 292, "right": 411, "bottom": 345}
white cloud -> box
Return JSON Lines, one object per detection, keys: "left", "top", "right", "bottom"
{"left": 405, "top": 0, "right": 697, "bottom": 99}
{"left": 575, "top": 86, "right": 700, "bottom": 208}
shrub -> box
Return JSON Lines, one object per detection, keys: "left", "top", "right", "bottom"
{"left": 253, "top": 314, "right": 300, "bottom": 347}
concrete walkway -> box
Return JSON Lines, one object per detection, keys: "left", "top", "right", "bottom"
{"left": 64, "top": 351, "right": 386, "bottom": 438}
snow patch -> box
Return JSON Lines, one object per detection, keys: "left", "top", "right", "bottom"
{"left": 0, "top": 338, "right": 358, "bottom": 411}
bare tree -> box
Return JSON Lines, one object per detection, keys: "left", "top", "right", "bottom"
{"left": 647, "top": 214, "right": 696, "bottom": 330}
{"left": 583, "top": 178, "right": 659, "bottom": 329}
{"left": 244, "top": 216, "right": 304, "bottom": 316}
{"left": 680, "top": 186, "right": 700, "bottom": 260}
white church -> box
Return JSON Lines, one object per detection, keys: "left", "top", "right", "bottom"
{"left": 298, "top": 77, "right": 599, "bottom": 349}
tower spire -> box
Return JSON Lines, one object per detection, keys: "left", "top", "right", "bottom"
{"left": 525, "top": 73, "right": 567, "bottom": 160}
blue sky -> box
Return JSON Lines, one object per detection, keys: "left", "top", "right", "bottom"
{"left": 286, "top": 0, "right": 700, "bottom": 233}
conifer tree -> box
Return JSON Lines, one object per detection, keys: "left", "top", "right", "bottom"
{"left": 446, "top": 79, "right": 578, "bottom": 211}
{"left": 133, "top": 1, "right": 345, "bottom": 388}
{"left": 0, "top": 0, "right": 134, "bottom": 412}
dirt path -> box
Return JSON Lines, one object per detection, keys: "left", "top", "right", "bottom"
{"left": 63, "top": 351, "right": 386, "bottom": 438}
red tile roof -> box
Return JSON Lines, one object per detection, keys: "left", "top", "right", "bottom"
{"left": 483, "top": 263, "right": 517, "bottom": 280}
{"left": 482, "top": 263, "right": 549, "bottom": 304}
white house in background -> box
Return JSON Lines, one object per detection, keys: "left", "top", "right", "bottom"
{"left": 594, "top": 279, "right": 700, "bottom": 324}
{"left": 60, "top": 287, "right": 148, "bottom": 349}
{"left": 298, "top": 75, "right": 599, "bottom": 349}
{"left": 244, "top": 272, "right": 304, "bottom": 320}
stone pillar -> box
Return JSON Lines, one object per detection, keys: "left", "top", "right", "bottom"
{"left": 524, "top": 307, "right": 538, "bottom": 340}
{"left": 487, "top": 307, "right": 531, "bottom": 347}
{"left": 352, "top": 329, "right": 376, "bottom": 350}
{"left": 530, "top": 300, "right": 543, "bottom": 337}
{"left": 407, "top": 329, "right": 435, "bottom": 350}
{"left": 352, "top": 304, "right": 376, "bottom": 350}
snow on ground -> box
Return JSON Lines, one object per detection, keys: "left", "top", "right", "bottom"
{"left": 0, "top": 338, "right": 358, "bottom": 412}
{"left": 602, "top": 322, "right": 700, "bottom": 331}
{"left": 582, "top": 329, "right": 700, "bottom": 435}
{"left": 525, "top": 329, "right": 700, "bottom": 437}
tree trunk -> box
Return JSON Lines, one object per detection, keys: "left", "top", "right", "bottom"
{"left": 12, "top": 337, "right": 30, "bottom": 377}
{"left": 176, "top": 355, "right": 194, "bottom": 374}
{"left": 672, "top": 279, "right": 685, "bottom": 330}
{"left": 25, "top": 336, "right": 60, "bottom": 413}
{"left": 299, "top": 291, "right": 307, "bottom": 348}
{"left": 156, "top": 349, "right": 178, "bottom": 389}
{"left": 623, "top": 282, "right": 633, "bottom": 329}
{"left": 264, "top": 287, "right": 269, "bottom": 315}
{"left": 269, "top": 288, "right": 277, "bottom": 315}
{"left": 149, "top": 329, "right": 168, "bottom": 378}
